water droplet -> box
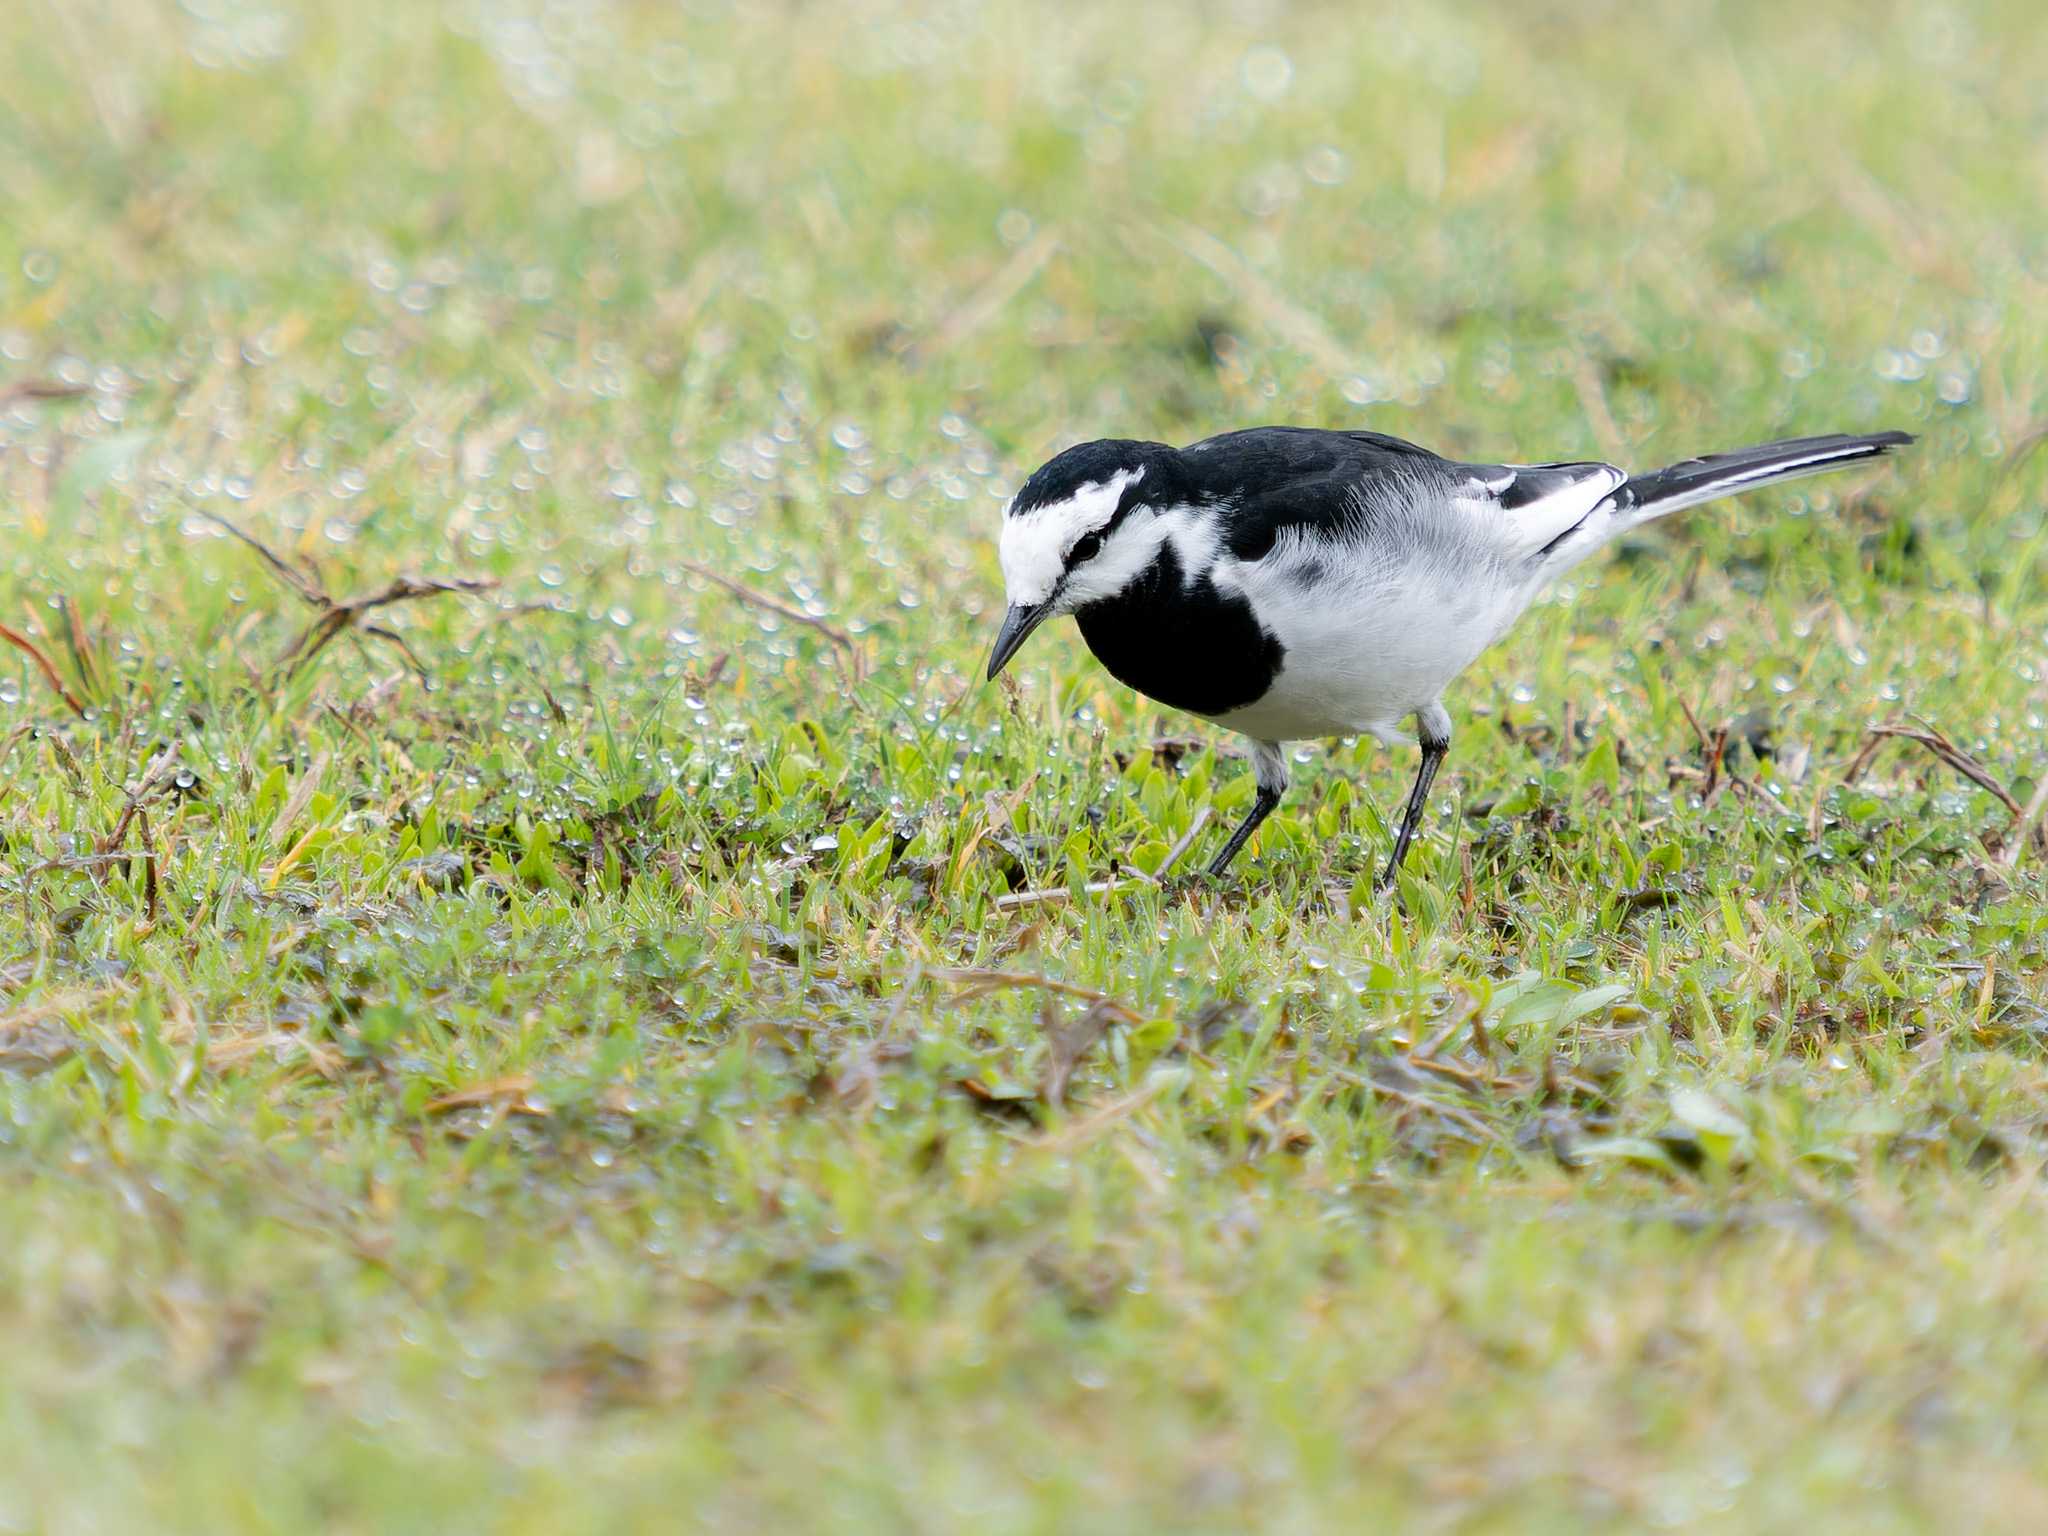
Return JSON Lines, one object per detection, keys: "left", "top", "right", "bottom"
{"left": 1304, "top": 145, "right": 1348, "bottom": 185}
{"left": 1241, "top": 45, "right": 1293, "bottom": 100}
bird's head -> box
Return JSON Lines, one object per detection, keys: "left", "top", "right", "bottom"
{"left": 987, "top": 438, "right": 1184, "bottom": 678}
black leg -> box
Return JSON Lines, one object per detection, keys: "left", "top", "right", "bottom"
{"left": 1377, "top": 704, "right": 1451, "bottom": 891}
{"left": 1207, "top": 785, "right": 1282, "bottom": 876}
{"left": 1206, "top": 740, "right": 1289, "bottom": 877}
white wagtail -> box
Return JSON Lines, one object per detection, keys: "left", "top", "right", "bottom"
{"left": 986, "top": 425, "right": 1913, "bottom": 885}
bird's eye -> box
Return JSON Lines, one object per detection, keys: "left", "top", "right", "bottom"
{"left": 1068, "top": 530, "right": 1104, "bottom": 565}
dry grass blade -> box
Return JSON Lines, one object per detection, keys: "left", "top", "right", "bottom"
{"left": 926, "top": 966, "right": 1139, "bottom": 1020}
{"left": 134, "top": 806, "right": 160, "bottom": 923}
{"left": 1414, "top": 989, "right": 1482, "bottom": 1060}
{"left": 359, "top": 623, "right": 430, "bottom": 677}
{"left": 271, "top": 753, "right": 332, "bottom": 847}
{"left": 1034, "top": 1077, "right": 1170, "bottom": 1154}
{"left": 1998, "top": 419, "right": 2048, "bottom": 484}
{"left": 911, "top": 225, "right": 1061, "bottom": 359}
{"left": 1329, "top": 1065, "right": 1502, "bottom": 1145}
{"left": 2000, "top": 774, "right": 2048, "bottom": 868}
{"left": 55, "top": 596, "right": 105, "bottom": 706}
{"left": 1569, "top": 353, "right": 1628, "bottom": 462}
{"left": 994, "top": 806, "right": 1213, "bottom": 911}
{"left": 1152, "top": 805, "right": 1214, "bottom": 879}
{"left": 196, "top": 509, "right": 325, "bottom": 606}
{"left": 1865, "top": 722, "right": 2021, "bottom": 816}
{"left": 425, "top": 1074, "right": 542, "bottom": 1113}
{"left": 0, "top": 378, "right": 90, "bottom": 405}
{"left": 996, "top": 879, "right": 1130, "bottom": 911}
{"left": 679, "top": 559, "right": 861, "bottom": 679}
{"left": 0, "top": 621, "right": 86, "bottom": 717}
{"left": 1158, "top": 218, "right": 1362, "bottom": 379}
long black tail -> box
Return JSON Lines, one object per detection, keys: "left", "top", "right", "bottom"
{"left": 1617, "top": 430, "right": 1914, "bottom": 520}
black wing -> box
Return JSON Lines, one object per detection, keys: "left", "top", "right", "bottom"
{"left": 1179, "top": 426, "right": 1621, "bottom": 564}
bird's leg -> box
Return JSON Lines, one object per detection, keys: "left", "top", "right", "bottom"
{"left": 1377, "top": 703, "right": 1451, "bottom": 892}
{"left": 1206, "top": 740, "right": 1289, "bottom": 877}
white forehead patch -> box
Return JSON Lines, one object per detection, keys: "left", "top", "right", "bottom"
{"left": 997, "top": 467, "right": 1143, "bottom": 606}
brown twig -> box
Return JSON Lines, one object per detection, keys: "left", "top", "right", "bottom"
{"left": 679, "top": 560, "right": 861, "bottom": 679}
{"left": 202, "top": 510, "right": 496, "bottom": 681}
{"left": 274, "top": 575, "right": 497, "bottom": 680}
{"left": 1674, "top": 699, "right": 1736, "bottom": 805}
{"left": 1840, "top": 729, "right": 1889, "bottom": 787}
{"left": 1702, "top": 724, "right": 1729, "bottom": 804}
{"left": 102, "top": 744, "right": 180, "bottom": 856}
{"left": 1677, "top": 696, "right": 1712, "bottom": 755}
{"left": 1835, "top": 716, "right": 2046, "bottom": 862}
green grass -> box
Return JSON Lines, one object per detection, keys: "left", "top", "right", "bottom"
{"left": 3, "top": 0, "right": 2048, "bottom": 1529}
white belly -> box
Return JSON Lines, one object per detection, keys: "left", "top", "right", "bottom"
{"left": 1207, "top": 530, "right": 1528, "bottom": 743}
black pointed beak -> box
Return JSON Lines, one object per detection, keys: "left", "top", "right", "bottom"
{"left": 986, "top": 600, "right": 1055, "bottom": 680}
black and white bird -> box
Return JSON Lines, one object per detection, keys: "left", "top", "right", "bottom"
{"left": 986, "top": 425, "right": 1913, "bottom": 885}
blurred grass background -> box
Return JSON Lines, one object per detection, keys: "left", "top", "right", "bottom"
{"left": 3, "top": 0, "right": 2048, "bottom": 1531}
